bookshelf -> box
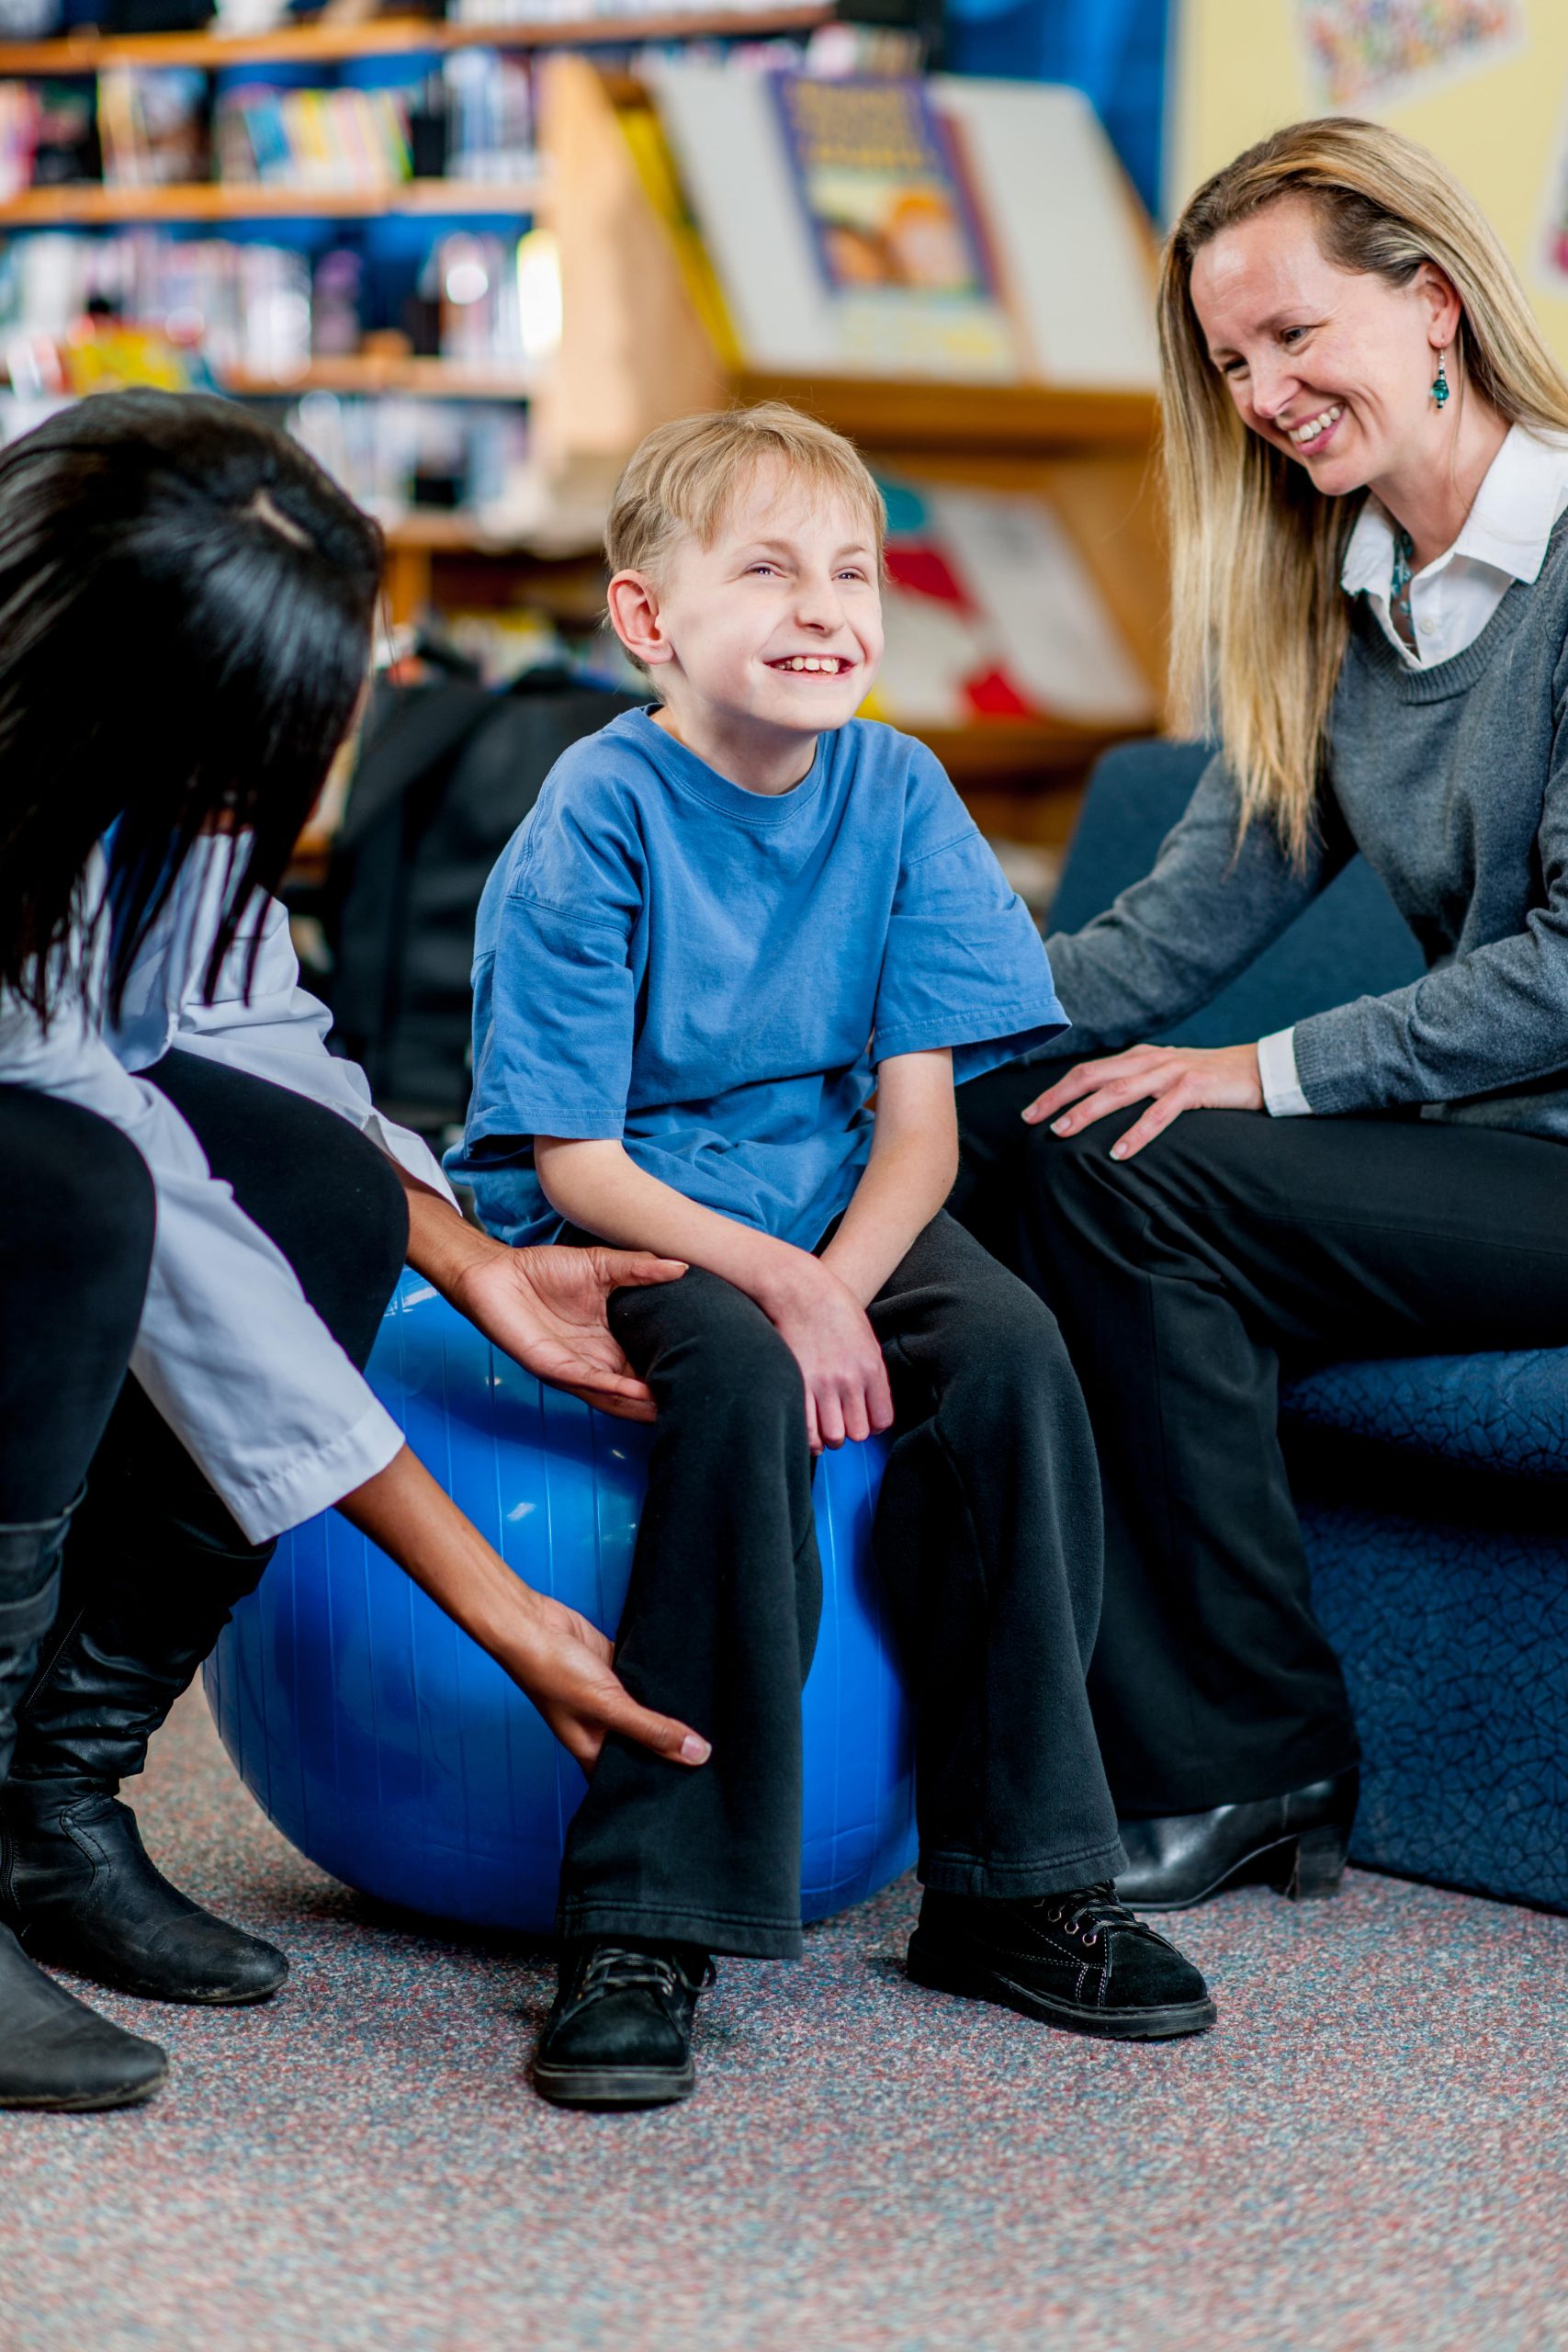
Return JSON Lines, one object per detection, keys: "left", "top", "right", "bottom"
{"left": 0, "top": 19, "right": 1164, "bottom": 823}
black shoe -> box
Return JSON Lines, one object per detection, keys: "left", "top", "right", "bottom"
{"left": 0, "top": 1787, "right": 288, "bottom": 2006}
{"left": 907, "top": 1883, "right": 1216, "bottom": 2041}
{"left": 0, "top": 1922, "right": 166, "bottom": 2111}
{"left": 1113, "top": 1769, "right": 1359, "bottom": 1913}
{"left": 534, "top": 1941, "right": 714, "bottom": 2109}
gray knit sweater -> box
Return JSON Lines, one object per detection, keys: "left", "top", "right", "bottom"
{"left": 1045, "top": 513, "right": 1568, "bottom": 1139}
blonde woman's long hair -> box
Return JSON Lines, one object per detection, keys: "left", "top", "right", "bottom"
{"left": 1161, "top": 117, "right": 1568, "bottom": 863}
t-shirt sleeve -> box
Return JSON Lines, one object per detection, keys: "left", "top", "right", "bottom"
{"left": 467, "top": 781, "right": 642, "bottom": 1143}
{"left": 872, "top": 746, "right": 1068, "bottom": 1082}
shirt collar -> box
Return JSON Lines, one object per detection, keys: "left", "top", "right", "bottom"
{"left": 1341, "top": 423, "right": 1568, "bottom": 596}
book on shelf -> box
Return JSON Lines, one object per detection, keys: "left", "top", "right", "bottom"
{"left": 215, "top": 82, "right": 412, "bottom": 189}
{"left": 861, "top": 470, "right": 1155, "bottom": 731}
{"left": 97, "top": 67, "right": 209, "bottom": 188}
{"left": 647, "top": 61, "right": 1158, "bottom": 388}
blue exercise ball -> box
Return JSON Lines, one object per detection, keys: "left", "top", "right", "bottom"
{"left": 204, "top": 1270, "right": 917, "bottom": 1932}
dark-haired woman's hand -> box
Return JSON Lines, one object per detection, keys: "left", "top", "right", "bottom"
{"left": 340, "top": 1445, "right": 710, "bottom": 1773}
{"left": 509, "top": 1583, "right": 709, "bottom": 1774}
{"left": 451, "top": 1242, "right": 687, "bottom": 1423}
{"left": 1022, "top": 1042, "right": 1264, "bottom": 1161}
{"left": 400, "top": 1172, "right": 684, "bottom": 1420}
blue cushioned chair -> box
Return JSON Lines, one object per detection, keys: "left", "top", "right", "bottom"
{"left": 1051, "top": 741, "right": 1568, "bottom": 1913}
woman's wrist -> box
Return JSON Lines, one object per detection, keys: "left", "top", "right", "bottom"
{"left": 400, "top": 1174, "right": 502, "bottom": 1300}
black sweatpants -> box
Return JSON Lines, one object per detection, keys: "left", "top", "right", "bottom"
{"left": 957, "top": 1064, "right": 1568, "bottom": 1815}
{"left": 556, "top": 1209, "right": 1122, "bottom": 1959}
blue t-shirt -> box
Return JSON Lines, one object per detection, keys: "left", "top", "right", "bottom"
{"left": 446, "top": 708, "right": 1067, "bottom": 1249}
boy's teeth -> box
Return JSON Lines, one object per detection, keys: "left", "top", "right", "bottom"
{"left": 781, "top": 655, "right": 840, "bottom": 671}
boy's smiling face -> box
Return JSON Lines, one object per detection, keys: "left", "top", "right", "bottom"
{"left": 606, "top": 458, "right": 885, "bottom": 791}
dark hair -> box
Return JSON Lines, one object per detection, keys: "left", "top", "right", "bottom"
{"left": 0, "top": 388, "right": 383, "bottom": 1022}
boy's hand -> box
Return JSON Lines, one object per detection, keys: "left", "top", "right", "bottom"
{"left": 762, "top": 1253, "right": 895, "bottom": 1453}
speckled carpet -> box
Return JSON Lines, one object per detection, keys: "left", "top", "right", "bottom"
{"left": 2, "top": 1689, "right": 1565, "bottom": 2352}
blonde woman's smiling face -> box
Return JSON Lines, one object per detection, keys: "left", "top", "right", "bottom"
{"left": 1190, "top": 192, "right": 1460, "bottom": 499}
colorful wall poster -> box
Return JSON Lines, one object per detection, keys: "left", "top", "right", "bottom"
{"left": 1294, "top": 0, "right": 1525, "bottom": 115}
{"left": 770, "top": 75, "right": 1019, "bottom": 377}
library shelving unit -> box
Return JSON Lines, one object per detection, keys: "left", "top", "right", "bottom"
{"left": 0, "top": 11, "right": 836, "bottom": 604}
{"left": 0, "top": 17, "right": 1164, "bottom": 822}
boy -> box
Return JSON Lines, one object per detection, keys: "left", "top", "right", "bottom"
{"left": 447, "top": 404, "right": 1214, "bottom": 2108}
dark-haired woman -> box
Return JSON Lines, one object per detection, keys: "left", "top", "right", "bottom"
{"left": 0, "top": 390, "right": 706, "bottom": 2112}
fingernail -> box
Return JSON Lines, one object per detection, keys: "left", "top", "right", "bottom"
{"left": 681, "top": 1734, "right": 711, "bottom": 1763}
{"left": 1052, "top": 1118, "right": 1072, "bottom": 1135}
{"left": 1111, "top": 1143, "right": 1126, "bottom": 1159}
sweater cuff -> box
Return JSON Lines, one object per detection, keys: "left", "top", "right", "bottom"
{"left": 1258, "top": 1028, "right": 1312, "bottom": 1117}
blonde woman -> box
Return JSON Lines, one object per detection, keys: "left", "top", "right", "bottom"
{"left": 957, "top": 117, "right": 1568, "bottom": 1911}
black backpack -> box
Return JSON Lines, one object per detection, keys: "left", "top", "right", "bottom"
{"left": 321, "top": 665, "right": 642, "bottom": 1137}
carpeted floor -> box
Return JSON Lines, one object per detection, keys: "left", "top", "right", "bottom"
{"left": 2, "top": 1690, "right": 1565, "bottom": 2352}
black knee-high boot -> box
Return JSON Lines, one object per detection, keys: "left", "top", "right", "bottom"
{"left": 0, "top": 1425, "right": 289, "bottom": 2008}
{"left": 0, "top": 1505, "right": 166, "bottom": 2109}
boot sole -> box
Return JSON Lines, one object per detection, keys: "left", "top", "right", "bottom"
{"left": 907, "top": 1931, "right": 1216, "bottom": 2042}
{"left": 533, "top": 2059, "right": 695, "bottom": 2110}
{"left": 14, "top": 1936, "right": 288, "bottom": 2007}
{"left": 0, "top": 2058, "right": 168, "bottom": 2112}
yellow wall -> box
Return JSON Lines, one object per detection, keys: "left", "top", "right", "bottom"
{"left": 1170, "top": 0, "right": 1568, "bottom": 368}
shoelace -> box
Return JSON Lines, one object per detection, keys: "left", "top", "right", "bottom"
{"left": 579, "top": 1945, "right": 713, "bottom": 2001}
{"left": 1035, "top": 1883, "right": 1147, "bottom": 1951}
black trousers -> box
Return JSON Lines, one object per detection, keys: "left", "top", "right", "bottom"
{"left": 3, "top": 1054, "right": 407, "bottom": 1601}
{"left": 956, "top": 1064, "right": 1568, "bottom": 1815}
{"left": 72, "top": 1052, "right": 412, "bottom": 1561}
{"left": 0, "top": 1089, "right": 155, "bottom": 1524}
{"left": 556, "top": 1209, "right": 1122, "bottom": 1959}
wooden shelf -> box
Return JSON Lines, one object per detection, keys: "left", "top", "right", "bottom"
{"left": 911, "top": 718, "right": 1145, "bottom": 788}
{"left": 0, "top": 175, "right": 540, "bottom": 222}
{"left": 731, "top": 369, "right": 1161, "bottom": 458}
{"left": 226, "top": 356, "right": 537, "bottom": 396}
{"left": 0, "top": 6, "right": 829, "bottom": 73}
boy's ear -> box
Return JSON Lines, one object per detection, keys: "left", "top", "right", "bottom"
{"left": 606, "top": 570, "right": 674, "bottom": 669}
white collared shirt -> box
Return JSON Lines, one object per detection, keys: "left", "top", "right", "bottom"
{"left": 1258, "top": 423, "right": 1568, "bottom": 1115}
{"left": 1, "top": 839, "right": 457, "bottom": 1543}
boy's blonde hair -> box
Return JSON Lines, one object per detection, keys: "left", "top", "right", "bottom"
{"left": 605, "top": 401, "right": 887, "bottom": 590}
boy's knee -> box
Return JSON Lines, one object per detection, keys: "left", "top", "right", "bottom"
{"left": 637, "top": 1283, "right": 806, "bottom": 1437}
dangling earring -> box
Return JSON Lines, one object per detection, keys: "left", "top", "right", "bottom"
{"left": 1432, "top": 349, "right": 1450, "bottom": 408}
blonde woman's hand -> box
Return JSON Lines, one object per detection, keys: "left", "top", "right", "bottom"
{"left": 1021, "top": 1042, "right": 1264, "bottom": 1161}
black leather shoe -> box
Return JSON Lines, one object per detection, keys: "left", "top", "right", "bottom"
{"left": 1113, "top": 1769, "right": 1359, "bottom": 1912}
{"left": 0, "top": 1787, "right": 288, "bottom": 2006}
{"left": 534, "top": 1941, "right": 714, "bottom": 2109}
{"left": 907, "top": 1883, "right": 1216, "bottom": 2041}
{"left": 0, "top": 1922, "right": 166, "bottom": 2111}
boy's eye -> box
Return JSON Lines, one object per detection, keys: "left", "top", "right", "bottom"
{"left": 745, "top": 562, "right": 781, "bottom": 577}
